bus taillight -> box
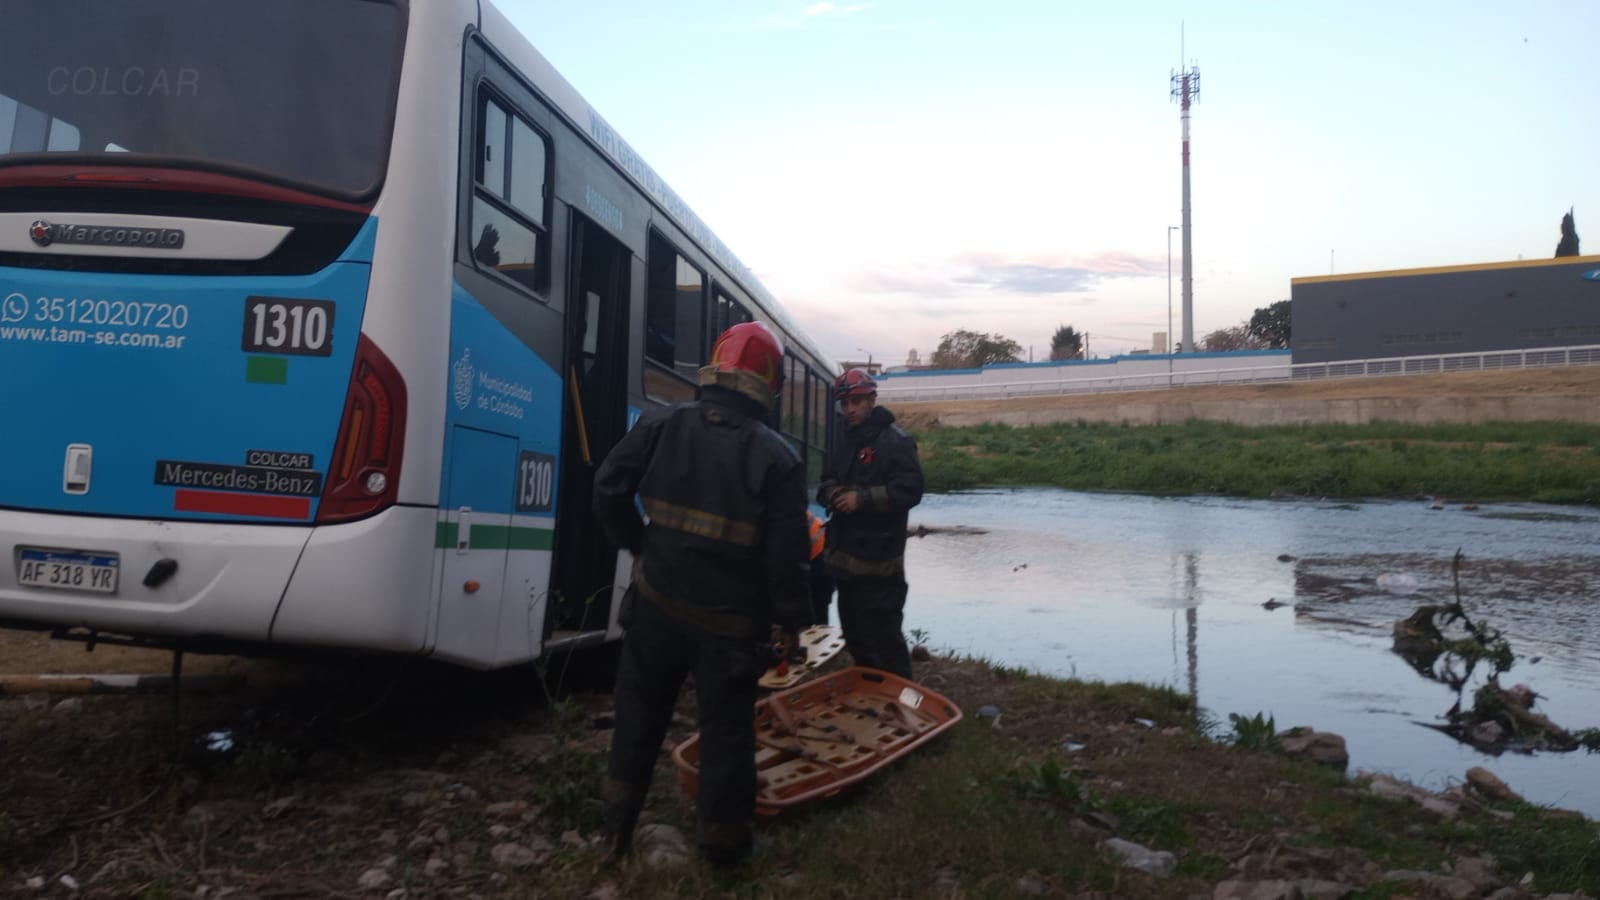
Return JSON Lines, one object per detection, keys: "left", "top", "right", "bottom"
{"left": 317, "top": 334, "right": 407, "bottom": 524}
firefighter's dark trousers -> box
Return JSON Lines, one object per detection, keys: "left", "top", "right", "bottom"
{"left": 836, "top": 576, "right": 912, "bottom": 679}
{"left": 605, "top": 594, "right": 760, "bottom": 866}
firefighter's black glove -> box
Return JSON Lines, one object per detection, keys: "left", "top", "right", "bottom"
{"left": 771, "top": 625, "right": 801, "bottom": 662}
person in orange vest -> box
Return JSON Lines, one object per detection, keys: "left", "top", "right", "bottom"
{"left": 807, "top": 509, "right": 835, "bottom": 625}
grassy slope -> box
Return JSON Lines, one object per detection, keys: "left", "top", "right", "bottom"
{"left": 598, "top": 658, "right": 1599, "bottom": 900}
{"left": 913, "top": 420, "right": 1600, "bottom": 505}
{"left": 5, "top": 652, "right": 1592, "bottom": 899}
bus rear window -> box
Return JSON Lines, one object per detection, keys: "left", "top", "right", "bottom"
{"left": 0, "top": 0, "right": 404, "bottom": 199}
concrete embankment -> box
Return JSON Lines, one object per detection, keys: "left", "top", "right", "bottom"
{"left": 933, "top": 395, "right": 1600, "bottom": 428}
{"left": 897, "top": 368, "right": 1600, "bottom": 429}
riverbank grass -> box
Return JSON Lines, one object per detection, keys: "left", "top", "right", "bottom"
{"left": 580, "top": 656, "right": 1599, "bottom": 899}
{"left": 5, "top": 651, "right": 1595, "bottom": 899}
{"left": 913, "top": 420, "right": 1600, "bottom": 504}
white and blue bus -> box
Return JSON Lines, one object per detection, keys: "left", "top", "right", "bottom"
{"left": 0, "top": 0, "right": 839, "bottom": 669}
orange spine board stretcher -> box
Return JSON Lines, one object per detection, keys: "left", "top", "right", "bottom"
{"left": 673, "top": 666, "right": 963, "bottom": 817}
{"left": 758, "top": 625, "right": 847, "bottom": 690}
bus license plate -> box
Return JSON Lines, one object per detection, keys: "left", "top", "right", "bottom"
{"left": 16, "top": 547, "right": 121, "bottom": 595}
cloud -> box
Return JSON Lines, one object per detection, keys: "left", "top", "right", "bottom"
{"left": 840, "top": 250, "right": 1165, "bottom": 298}
{"left": 728, "top": 2, "right": 870, "bottom": 31}
{"left": 1070, "top": 252, "right": 1168, "bottom": 277}
{"left": 954, "top": 263, "right": 1101, "bottom": 294}
{"left": 841, "top": 270, "right": 969, "bottom": 298}
{"left": 953, "top": 251, "right": 1164, "bottom": 294}
{"left": 805, "top": 2, "right": 868, "bottom": 16}
{"left": 768, "top": 250, "right": 1175, "bottom": 363}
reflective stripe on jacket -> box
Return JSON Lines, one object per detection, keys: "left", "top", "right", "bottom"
{"left": 817, "top": 405, "right": 924, "bottom": 581}
{"left": 593, "top": 385, "right": 813, "bottom": 637}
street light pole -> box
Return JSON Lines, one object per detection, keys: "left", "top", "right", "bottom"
{"left": 1167, "top": 225, "right": 1179, "bottom": 386}
{"left": 856, "top": 347, "right": 873, "bottom": 373}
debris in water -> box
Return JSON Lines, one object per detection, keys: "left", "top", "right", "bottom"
{"left": 1393, "top": 551, "right": 1590, "bottom": 754}
{"left": 907, "top": 524, "right": 989, "bottom": 538}
{"left": 1295, "top": 607, "right": 1377, "bottom": 629}
{"left": 1375, "top": 573, "right": 1421, "bottom": 595}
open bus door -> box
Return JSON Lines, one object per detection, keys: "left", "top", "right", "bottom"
{"left": 550, "top": 214, "right": 630, "bottom": 638}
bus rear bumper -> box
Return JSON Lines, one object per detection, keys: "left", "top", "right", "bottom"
{"left": 268, "top": 506, "right": 436, "bottom": 653}
{"left": 0, "top": 509, "right": 310, "bottom": 642}
{"left": 0, "top": 506, "right": 437, "bottom": 655}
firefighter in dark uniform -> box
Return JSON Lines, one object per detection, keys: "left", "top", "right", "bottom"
{"left": 818, "top": 367, "right": 924, "bottom": 679}
{"left": 592, "top": 321, "right": 812, "bottom": 867}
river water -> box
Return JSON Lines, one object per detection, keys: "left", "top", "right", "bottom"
{"left": 900, "top": 488, "right": 1600, "bottom": 817}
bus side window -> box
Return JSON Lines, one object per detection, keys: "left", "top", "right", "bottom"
{"left": 784, "top": 355, "right": 803, "bottom": 441}
{"left": 707, "top": 287, "right": 752, "bottom": 350}
{"left": 808, "top": 367, "right": 829, "bottom": 483}
{"left": 471, "top": 90, "right": 549, "bottom": 294}
{"left": 711, "top": 291, "right": 729, "bottom": 345}
{"left": 644, "top": 229, "right": 704, "bottom": 403}
{"left": 0, "top": 93, "right": 81, "bottom": 153}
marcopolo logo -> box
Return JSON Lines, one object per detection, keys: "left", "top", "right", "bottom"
{"left": 1582, "top": 269, "right": 1600, "bottom": 283}
{"left": 29, "top": 219, "right": 185, "bottom": 250}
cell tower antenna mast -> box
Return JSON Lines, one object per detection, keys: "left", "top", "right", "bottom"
{"left": 1170, "top": 24, "right": 1199, "bottom": 353}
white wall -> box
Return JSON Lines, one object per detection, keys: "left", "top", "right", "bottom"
{"left": 875, "top": 351, "right": 1293, "bottom": 401}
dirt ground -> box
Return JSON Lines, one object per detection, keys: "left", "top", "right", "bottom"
{"left": 0, "top": 627, "right": 265, "bottom": 678}
{"left": 2, "top": 629, "right": 1593, "bottom": 900}
{"left": 891, "top": 367, "right": 1600, "bottom": 430}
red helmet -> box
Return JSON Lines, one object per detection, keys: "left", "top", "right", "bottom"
{"left": 700, "top": 321, "right": 784, "bottom": 406}
{"left": 833, "top": 367, "right": 877, "bottom": 401}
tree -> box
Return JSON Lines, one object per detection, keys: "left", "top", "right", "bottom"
{"left": 1555, "top": 208, "right": 1580, "bottom": 257}
{"left": 1048, "top": 324, "right": 1084, "bottom": 361}
{"left": 1200, "top": 324, "right": 1262, "bottom": 352}
{"left": 1248, "top": 300, "right": 1292, "bottom": 349}
{"left": 929, "top": 329, "right": 1023, "bottom": 369}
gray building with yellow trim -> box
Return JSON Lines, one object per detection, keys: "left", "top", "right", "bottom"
{"left": 1290, "top": 254, "right": 1600, "bottom": 364}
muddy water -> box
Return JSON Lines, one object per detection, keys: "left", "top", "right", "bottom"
{"left": 901, "top": 489, "right": 1600, "bottom": 816}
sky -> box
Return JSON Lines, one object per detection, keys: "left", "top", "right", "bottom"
{"left": 498, "top": 0, "right": 1600, "bottom": 364}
